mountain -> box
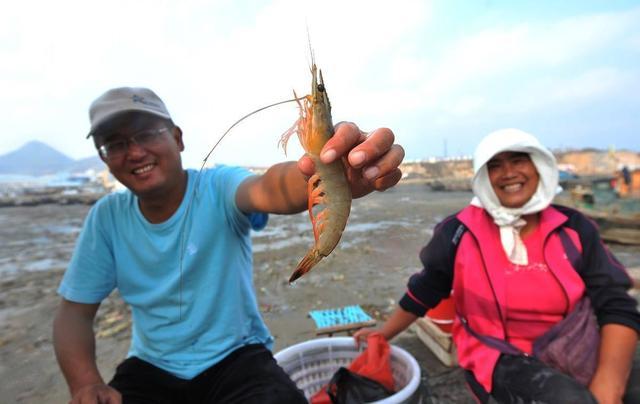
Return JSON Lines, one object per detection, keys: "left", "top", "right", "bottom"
{"left": 67, "top": 155, "right": 105, "bottom": 173}
{"left": 0, "top": 141, "right": 103, "bottom": 176}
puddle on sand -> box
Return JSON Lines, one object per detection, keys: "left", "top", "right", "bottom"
{"left": 251, "top": 218, "right": 416, "bottom": 253}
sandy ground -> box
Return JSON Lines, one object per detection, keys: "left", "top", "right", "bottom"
{"left": 1, "top": 183, "right": 639, "bottom": 403}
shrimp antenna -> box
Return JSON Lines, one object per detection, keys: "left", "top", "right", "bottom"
{"left": 200, "top": 96, "right": 305, "bottom": 169}
{"left": 306, "top": 24, "right": 315, "bottom": 71}
{"left": 175, "top": 95, "right": 305, "bottom": 321}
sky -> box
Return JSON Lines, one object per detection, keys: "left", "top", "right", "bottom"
{"left": 1, "top": 0, "right": 639, "bottom": 169}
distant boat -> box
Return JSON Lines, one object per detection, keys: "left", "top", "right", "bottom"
{"left": 557, "top": 175, "right": 640, "bottom": 245}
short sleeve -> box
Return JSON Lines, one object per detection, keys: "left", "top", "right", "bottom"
{"left": 57, "top": 199, "right": 117, "bottom": 303}
{"left": 248, "top": 211, "right": 268, "bottom": 231}
{"left": 206, "top": 166, "right": 268, "bottom": 234}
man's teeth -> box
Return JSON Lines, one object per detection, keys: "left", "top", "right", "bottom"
{"left": 134, "top": 164, "right": 154, "bottom": 174}
{"left": 503, "top": 183, "right": 522, "bottom": 192}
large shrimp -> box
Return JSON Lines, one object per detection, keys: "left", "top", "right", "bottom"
{"left": 280, "top": 64, "right": 352, "bottom": 282}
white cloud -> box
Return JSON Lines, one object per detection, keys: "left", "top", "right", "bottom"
{"left": 445, "top": 95, "right": 487, "bottom": 117}
{"left": 628, "top": 33, "right": 640, "bottom": 51}
{"left": 547, "top": 68, "right": 631, "bottom": 104}
{"left": 417, "top": 65, "right": 638, "bottom": 132}
{"left": 409, "top": 6, "right": 640, "bottom": 107}
{"left": 0, "top": 0, "right": 431, "bottom": 167}
{"left": 1, "top": 1, "right": 639, "bottom": 167}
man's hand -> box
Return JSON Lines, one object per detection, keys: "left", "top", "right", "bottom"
{"left": 297, "top": 122, "right": 404, "bottom": 198}
{"left": 237, "top": 122, "right": 403, "bottom": 214}
{"left": 70, "top": 383, "right": 121, "bottom": 404}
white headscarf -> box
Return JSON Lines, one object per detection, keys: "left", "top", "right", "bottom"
{"left": 470, "top": 129, "right": 559, "bottom": 265}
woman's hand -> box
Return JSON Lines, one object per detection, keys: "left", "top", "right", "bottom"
{"left": 352, "top": 306, "right": 419, "bottom": 350}
{"left": 588, "top": 323, "right": 637, "bottom": 404}
{"left": 353, "top": 327, "right": 381, "bottom": 349}
{"left": 589, "top": 374, "right": 623, "bottom": 404}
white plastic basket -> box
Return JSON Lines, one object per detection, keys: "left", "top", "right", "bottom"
{"left": 274, "top": 337, "right": 421, "bottom": 403}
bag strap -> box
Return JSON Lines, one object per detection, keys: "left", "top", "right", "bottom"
{"left": 557, "top": 227, "right": 583, "bottom": 273}
{"left": 452, "top": 223, "right": 467, "bottom": 246}
{"left": 457, "top": 313, "right": 523, "bottom": 356}
{"left": 456, "top": 226, "right": 583, "bottom": 356}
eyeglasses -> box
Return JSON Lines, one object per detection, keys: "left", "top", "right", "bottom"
{"left": 98, "top": 127, "right": 170, "bottom": 159}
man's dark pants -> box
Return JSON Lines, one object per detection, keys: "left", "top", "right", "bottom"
{"left": 109, "top": 344, "right": 307, "bottom": 403}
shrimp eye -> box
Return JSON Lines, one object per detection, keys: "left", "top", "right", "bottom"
{"left": 317, "top": 84, "right": 325, "bottom": 92}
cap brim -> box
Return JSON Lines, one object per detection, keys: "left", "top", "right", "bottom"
{"left": 86, "top": 109, "right": 172, "bottom": 138}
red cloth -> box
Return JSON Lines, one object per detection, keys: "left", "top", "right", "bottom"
{"left": 310, "top": 333, "right": 395, "bottom": 403}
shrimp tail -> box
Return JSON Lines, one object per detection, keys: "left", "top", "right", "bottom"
{"left": 289, "top": 248, "right": 323, "bottom": 282}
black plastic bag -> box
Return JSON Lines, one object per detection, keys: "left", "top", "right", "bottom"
{"left": 326, "top": 367, "right": 394, "bottom": 404}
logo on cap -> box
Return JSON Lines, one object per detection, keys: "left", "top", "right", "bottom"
{"left": 132, "top": 94, "right": 162, "bottom": 109}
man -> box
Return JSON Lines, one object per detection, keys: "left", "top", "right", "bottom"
{"left": 53, "top": 87, "right": 405, "bottom": 403}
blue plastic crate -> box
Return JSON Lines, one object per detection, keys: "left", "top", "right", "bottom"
{"left": 308, "top": 305, "right": 373, "bottom": 329}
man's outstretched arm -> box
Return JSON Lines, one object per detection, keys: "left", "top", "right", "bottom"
{"left": 236, "top": 123, "right": 404, "bottom": 214}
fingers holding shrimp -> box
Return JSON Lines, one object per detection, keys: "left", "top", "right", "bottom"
{"left": 347, "top": 127, "right": 395, "bottom": 168}
{"left": 297, "top": 122, "right": 404, "bottom": 197}
{"left": 371, "top": 167, "right": 404, "bottom": 192}
{"left": 359, "top": 139, "right": 405, "bottom": 180}
{"left": 317, "top": 121, "right": 366, "bottom": 165}
{"left": 296, "top": 154, "right": 316, "bottom": 176}
{"left": 342, "top": 126, "right": 404, "bottom": 198}
{"left": 320, "top": 122, "right": 395, "bottom": 167}
{"left": 297, "top": 121, "right": 363, "bottom": 174}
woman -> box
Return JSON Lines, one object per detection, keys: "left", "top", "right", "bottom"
{"left": 355, "top": 129, "right": 639, "bottom": 403}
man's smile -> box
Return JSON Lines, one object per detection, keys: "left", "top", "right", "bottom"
{"left": 132, "top": 163, "right": 155, "bottom": 175}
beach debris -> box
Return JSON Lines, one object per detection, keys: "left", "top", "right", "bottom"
{"left": 96, "top": 320, "right": 130, "bottom": 339}
{"left": 96, "top": 305, "right": 131, "bottom": 339}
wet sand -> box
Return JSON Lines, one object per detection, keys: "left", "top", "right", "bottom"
{"left": 1, "top": 183, "right": 639, "bottom": 403}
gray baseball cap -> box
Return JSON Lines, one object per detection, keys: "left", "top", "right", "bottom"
{"left": 87, "top": 87, "right": 172, "bottom": 138}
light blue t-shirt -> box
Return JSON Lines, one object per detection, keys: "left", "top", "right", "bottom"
{"left": 58, "top": 166, "right": 271, "bottom": 379}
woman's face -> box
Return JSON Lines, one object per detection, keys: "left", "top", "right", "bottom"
{"left": 487, "top": 151, "right": 540, "bottom": 208}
